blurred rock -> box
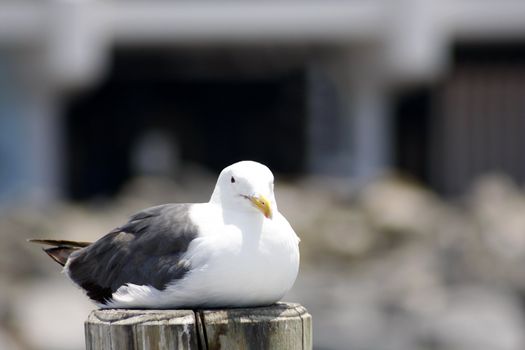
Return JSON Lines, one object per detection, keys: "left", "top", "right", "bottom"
{"left": 359, "top": 177, "right": 443, "bottom": 237}
{"left": 421, "top": 286, "right": 525, "bottom": 350}
{"left": 12, "top": 278, "right": 93, "bottom": 350}
{"left": 314, "top": 207, "right": 378, "bottom": 259}
{"left": 469, "top": 174, "right": 525, "bottom": 260}
{"left": 0, "top": 328, "right": 21, "bottom": 350}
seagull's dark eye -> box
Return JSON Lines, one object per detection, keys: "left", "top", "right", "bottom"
{"left": 231, "top": 176, "right": 236, "bottom": 183}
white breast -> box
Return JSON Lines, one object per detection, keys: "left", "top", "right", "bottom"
{"left": 179, "top": 203, "right": 300, "bottom": 307}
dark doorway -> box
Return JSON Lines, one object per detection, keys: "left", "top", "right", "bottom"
{"left": 65, "top": 48, "right": 307, "bottom": 200}
{"left": 431, "top": 43, "right": 525, "bottom": 194}
{"left": 394, "top": 43, "right": 525, "bottom": 195}
{"left": 393, "top": 87, "right": 432, "bottom": 185}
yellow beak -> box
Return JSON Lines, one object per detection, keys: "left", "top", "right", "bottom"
{"left": 249, "top": 194, "right": 273, "bottom": 219}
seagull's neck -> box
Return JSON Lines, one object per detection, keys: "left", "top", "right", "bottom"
{"left": 208, "top": 191, "right": 266, "bottom": 228}
{"left": 220, "top": 207, "right": 265, "bottom": 237}
{"left": 209, "top": 186, "right": 221, "bottom": 204}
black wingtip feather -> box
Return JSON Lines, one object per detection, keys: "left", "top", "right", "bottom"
{"left": 43, "top": 247, "right": 77, "bottom": 266}
{"left": 28, "top": 239, "right": 92, "bottom": 248}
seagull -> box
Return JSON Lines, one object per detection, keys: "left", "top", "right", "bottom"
{"left": 30, "top": 161, "right": 300, "bottom": 309}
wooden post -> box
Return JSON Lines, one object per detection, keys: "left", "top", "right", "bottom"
{"left": 85, "top": 302, "right": 312, "bottom": 350}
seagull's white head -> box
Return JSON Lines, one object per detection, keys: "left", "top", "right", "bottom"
{"left": 210, "top": 161, "right": 276, "bottom": 219}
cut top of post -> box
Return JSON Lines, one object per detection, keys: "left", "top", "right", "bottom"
{"left": 85, "top": 302, "right": 312, "bottom": 350}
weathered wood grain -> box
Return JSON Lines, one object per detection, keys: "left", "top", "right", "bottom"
{"left": 84, "top": 303, "right": 312, "bottom": 350}
{"left": 197, "top": 303, "right": 311, "bottom": 350}
{"left": 85, "top": 309, "right": 198, "bottom": 350}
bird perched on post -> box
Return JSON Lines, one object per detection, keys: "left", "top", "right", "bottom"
{"left": 30, "top": 161, "right": 300, "bottom": 309}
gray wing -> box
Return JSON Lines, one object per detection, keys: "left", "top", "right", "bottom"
{"left": 67, "top": 203, "right": 199, "bottom": 304}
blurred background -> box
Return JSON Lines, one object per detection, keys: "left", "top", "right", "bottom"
{"left": 1, "top": 1, "right": 525, "bottom": 349}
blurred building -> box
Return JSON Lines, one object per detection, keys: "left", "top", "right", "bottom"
{"left": 1, "top": 0, "right": 525, "bottom": 202}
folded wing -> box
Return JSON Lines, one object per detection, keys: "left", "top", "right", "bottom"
{"left": 65, "top": 204, "right": 199, "bottom": 304}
